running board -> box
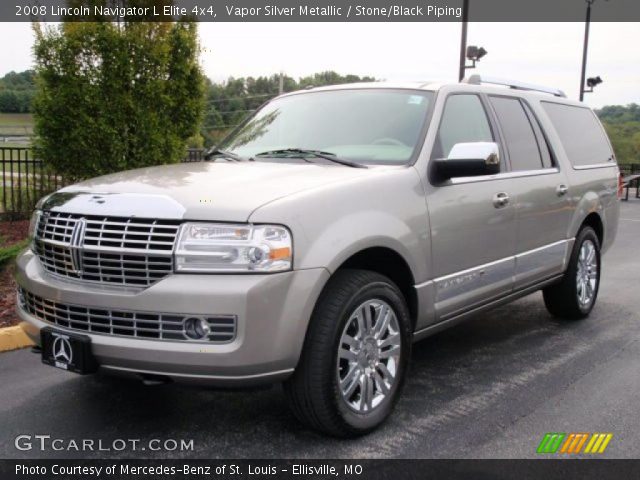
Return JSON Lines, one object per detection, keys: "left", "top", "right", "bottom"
{"left": 412, "top": 274, "right": 563, "bottom": 343}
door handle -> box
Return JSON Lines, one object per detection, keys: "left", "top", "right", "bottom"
{"left": 556, "top": 184, "right": 568, "bottom": 196}
{"left": 493, "top": 192, "right": 510, "bottom": 208}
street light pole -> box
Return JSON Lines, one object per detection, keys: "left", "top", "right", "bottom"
{"left": 458, "top": 0, "right": 469, "bottom": 81}
{"left": 579, "top": 0, "right": 594, "bottom": 101}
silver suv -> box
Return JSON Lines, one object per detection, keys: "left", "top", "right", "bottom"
{"left": 16, "top": 76, "right": 620, "bottom": 436}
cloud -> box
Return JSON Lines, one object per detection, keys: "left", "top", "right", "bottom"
{"left": 0, "top": 21, "right": 638, "bottom": 108}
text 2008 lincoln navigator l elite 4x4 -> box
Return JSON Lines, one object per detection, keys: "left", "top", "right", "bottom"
{"left": 16, "top": 76, "right": 620, "bottom": 436}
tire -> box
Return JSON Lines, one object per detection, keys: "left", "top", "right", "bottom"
{"left": 543, "top": 226, "right": 601, "bottom": 320}
{"left": 284, "top": 269, "right": 412, "bottom": 437}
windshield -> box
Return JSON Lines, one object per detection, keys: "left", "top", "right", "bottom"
{"left": 218, "top": 89, "right": 433, "bottom": 165}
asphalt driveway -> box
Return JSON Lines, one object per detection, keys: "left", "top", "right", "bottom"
{"left": 1, "top": 201, "right": 639, "bottom": 459}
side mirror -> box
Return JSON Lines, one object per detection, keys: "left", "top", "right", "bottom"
{"left": 434, "top": 142, "right": 500, "bottom": 179}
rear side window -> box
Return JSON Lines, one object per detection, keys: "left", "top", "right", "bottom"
{"left": 432, "top": 94, "right": 494, "bottom": 160}
{"left": 522, "top": 102, "right": 554, "bottom": 169}
{"left": 489, "top": 96, "right": 546, "bottom": 171}
{"left": 541, "top": 102, "right": 613, "bottom": 167}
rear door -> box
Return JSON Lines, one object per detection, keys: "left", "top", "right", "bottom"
{"left": 487, "top": 95, "right": 573, "bottom": 288}
{"left": 427, "top": 93, "right": 517, "bottom": 320}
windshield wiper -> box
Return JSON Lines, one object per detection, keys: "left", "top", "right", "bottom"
{"left": 253, "top": 148, "right": 367, "bottom": 169}
{"left": 204, "top": 149, "right": 246, "bottom": 162}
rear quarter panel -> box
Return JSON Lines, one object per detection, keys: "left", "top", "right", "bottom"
{"left": 530, "top": 97, "right": 620, "bottom": 254}
{"left": 566, "top": 167, "right": 620, "bottom": 253}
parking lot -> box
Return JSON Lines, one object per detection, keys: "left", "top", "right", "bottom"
{"left": 1, "top": 201, "right": 639, "bottom": 459}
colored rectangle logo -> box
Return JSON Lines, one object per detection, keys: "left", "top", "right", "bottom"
{"left": 537, "top": 433, "right": 612, "bottom": 454}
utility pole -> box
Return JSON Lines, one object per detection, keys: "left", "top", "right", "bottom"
{"left": 579, "top": 0, "right": 595, "bottom": 101}
{"left": 458, "top": 0, "right": 470, "bottom": 81}
{"left": 278, "top": 72, "right": 284, "bottom": 95}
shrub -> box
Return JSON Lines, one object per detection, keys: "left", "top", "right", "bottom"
{"left": 32, "top": 15, "right": 205, "bottom": 182}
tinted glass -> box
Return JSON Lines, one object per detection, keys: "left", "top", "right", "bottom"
{"left": 220, "top": 90, "right": 433, "bottom": 165}
{"left": 433, "top": 94, "right": 493, "bottom": 159}
{"left": 490, "top": 96, "right": 543, "bottom": 171}
{"left": 523, "top": 102, "right": 554, "bottom": 169}
{"left": 542, "top": 102, "right": 613, "bottom": 166}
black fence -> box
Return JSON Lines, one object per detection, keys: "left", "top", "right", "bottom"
{"left": 0, "top": 147, "right": 67, "bottom": 221}
{"left": 0, "top": 147, "right": 206, "bottom": 220}
{"left": 619, "top": 163, "right": 640, "bottom": 177}
{"left": 184, "top": 148, "right": 206, "bottom": 162}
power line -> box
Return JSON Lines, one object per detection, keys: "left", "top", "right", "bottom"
{"left": 212, "top": 109, "right": 256, "bottom": 115}
{"left": 207, "top": 93, "right": 277, "bottom": 104}
{"left": 202, "top": 124, "right": 242, "bottom": 130}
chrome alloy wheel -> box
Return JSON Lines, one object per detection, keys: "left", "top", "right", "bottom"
{"left": 337, "top": 299, "right": 402, "bottom": 413}
{"left": 576, "top": 239, "right": 598, "bottom": 307}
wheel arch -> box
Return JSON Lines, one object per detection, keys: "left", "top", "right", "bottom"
{"left": 559, "top": 208, "right": 604, "bottom": 283}
{"left": 580, "top": 212, "right": 604, "bottom": 247}
{"left": 568, "top": 191, "right": 605, "bottom": 246}
{"left": 333, "top": 246, "right": 418, "bottom": 330}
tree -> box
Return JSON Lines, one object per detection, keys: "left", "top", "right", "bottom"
{"left": 597, "top": 104, "right": 640, "bottom": 164}
{"left": 0, "top": 70, "right": 36, "bottom": 112}
{"left": 0, "top": 91, "right": 20, "bottom": 113}
{"left": 200, "top": 71, "right": 377, "bottom": 146}
{"left": 32, "top": 10, "right": 205, "bottom": 181}
{"left": 596, "top": 103, "right": 640, "bottom": 124}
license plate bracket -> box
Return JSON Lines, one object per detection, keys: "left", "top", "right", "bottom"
{"left": 41, "top": 327, "right": 98, "bottom": 374}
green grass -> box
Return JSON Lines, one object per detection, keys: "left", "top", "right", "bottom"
{"left": 0, "top": 239, "right": 29, "bottom": 266}
{"left": 0, "top": 150, "right": 35, "bottom": 162}
{"left": 0, "top": 113, "right": 34, "bottom": 139}
{"left": 0, "top": 142, "right": 31, "bottom": 149}
{"left": 0, "top": 113, "right": 33, "bottom": 127}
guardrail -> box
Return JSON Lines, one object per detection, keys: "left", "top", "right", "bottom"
{"left": 0, "top": 147, "right": 206, "bottom": 220}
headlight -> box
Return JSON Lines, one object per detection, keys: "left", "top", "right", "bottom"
{"left": 175, "top": 223, "right": 292, "bottom": 273}
{"left": 28, "top": 210, "right": 41, "bottom": 245}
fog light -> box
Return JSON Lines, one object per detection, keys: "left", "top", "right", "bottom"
{"left": 184, "top": 317, "right": 211, "bottom": 340}
{"left": 16, "top": 289, "right": 26, "bottom": 309}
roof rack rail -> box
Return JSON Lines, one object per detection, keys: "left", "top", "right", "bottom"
{"left": 463, "top": 74, "right": 566, "bottom": 98}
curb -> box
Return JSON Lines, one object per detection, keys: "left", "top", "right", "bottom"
{"left": 0, "top": 324, "right": 34, "bottom": 352}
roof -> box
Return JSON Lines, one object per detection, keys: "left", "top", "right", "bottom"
{"left": 279, "top": 81, "right": 440, "bottom": 97}
{"left": 277, "top": 78, "right": 584, "bottom": 107}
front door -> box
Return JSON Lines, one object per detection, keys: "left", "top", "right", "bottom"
{"left": 426, "top": 93, "right": 517, "bottom": 321}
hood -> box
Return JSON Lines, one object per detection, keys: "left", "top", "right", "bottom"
{"left": 50, "top": 161, "right": 383, "bottom": 221}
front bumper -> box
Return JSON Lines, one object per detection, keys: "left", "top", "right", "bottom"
{"left": 15, "top": 249, "right": 329, "bottom": 386}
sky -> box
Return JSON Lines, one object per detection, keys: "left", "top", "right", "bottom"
{"left": 1, "top": 21, "right": 638, "bottom": 108}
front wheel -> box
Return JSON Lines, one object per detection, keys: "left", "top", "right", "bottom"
{"left": 543, "top": 226, "right": 601, "bottom": 320}
{"left": 284, "top": 269, "right": 411, "bottom": 437}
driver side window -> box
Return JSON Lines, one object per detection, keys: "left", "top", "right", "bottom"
{"left": 432, "top": 94, "right": 495, "bottom": 162}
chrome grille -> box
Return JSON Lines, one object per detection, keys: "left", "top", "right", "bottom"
{"left": 34, "top": 212, "right": 180, "bottom": 287}
{"left": 83, "top": 217, "right": 178, "bottom": 251}
{"left": 18, "top": 288, "right": 237, "bottom": 343}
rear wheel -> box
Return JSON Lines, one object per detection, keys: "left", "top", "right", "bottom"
{"left": 284, "top": 269, "right": 411, "bottom": 437}
{"left": 543, "top": 227, "right": 601, "bottom": 320}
